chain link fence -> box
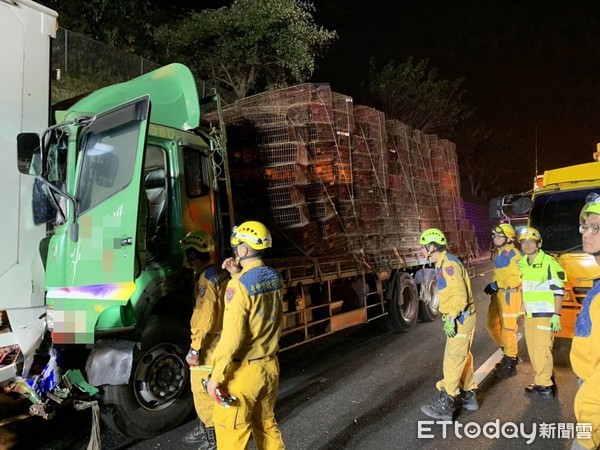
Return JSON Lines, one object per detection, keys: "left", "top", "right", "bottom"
{"left": 50, "top": 28, "right": 235, "bottom": 109}
{"left": 51, "top": 28, "right": 161, "bottom": 105}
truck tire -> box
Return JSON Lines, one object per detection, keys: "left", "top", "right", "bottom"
{"left": 418, "top": 268, "right": 440, "bottom": 322}
{"left": 100, "top": 316, "right": 193, "bottom": 438}
{"left": 387, "top": 272, "right": 419, "bottom": 332}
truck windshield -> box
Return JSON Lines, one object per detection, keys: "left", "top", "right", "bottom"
{"left": 530, "top": 188, "right": 597, "bottom": 253}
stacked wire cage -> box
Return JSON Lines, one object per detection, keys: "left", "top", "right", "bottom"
{"left": 430, "top": 137, "right": 478, "bottom": 257}
{"left": 214, "top": 83, "right": 478, "bottom": 260}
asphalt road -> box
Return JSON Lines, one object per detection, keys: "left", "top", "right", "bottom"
{"left": 0, "top": 258, "right": 579, "bottom": 449}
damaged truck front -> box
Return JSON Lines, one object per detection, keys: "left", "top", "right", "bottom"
{"left": 10, "top": 64, "right": 222, "bottom": 437}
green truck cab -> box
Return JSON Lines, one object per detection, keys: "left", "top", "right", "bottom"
{"left": 17, "top": 64, "right": 223, "bottom": 437}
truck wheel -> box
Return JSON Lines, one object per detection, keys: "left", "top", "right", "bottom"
{"left": 101, "top": 316, "right": 193, "bottom": 438}
{"left": 387, "top": 272, "right": 419, "bottom": 332}
{"left": 418, "top": 269, "right": 440, "bottom": 322}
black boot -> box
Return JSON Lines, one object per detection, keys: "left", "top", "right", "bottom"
{"left": 458, "top": 389, "right": 479, "bottom": 411}
{"left": 182, "top": 419, "right": 208, "bottom": 446}
{"left": 199, "top": 426, "right": 217, "bottom": 450}
{"left": 524, "top": 384, "right": 555, "bottom": 399}
{"left": 494, "top": 356, "right": 517, "bottom": 379}
{"left": 494, "top": 354, "right": 518, "bottom": 368}
{"left": 421, "top": 390, "right": 456, "bottom": 421}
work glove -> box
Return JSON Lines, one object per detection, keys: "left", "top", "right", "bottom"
{"left": 186, "top": 348, "right": 199, "bottom": 366}
{"left": 551, "top": 314, "right": 562, "bottom": 333}
{"left": 484, "top": 281, "right": 498, "bottom": 296}
{"left": 443, "top": 318, "right": 457, "bottom": 338}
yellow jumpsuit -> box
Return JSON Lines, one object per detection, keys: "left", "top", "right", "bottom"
{"left": 518, "top": 250, "right": 566, "bottom": 387}
{"left": 570, "top": 280, "right": 600, "bottom": 449}
{"left": 210, "top": 259, "right": 285, "bottom": 450}
{"left": 189, "top": 265, "right": 229, "bottom": 428}
{"left": 435, "top": 250, "right": 477, "bottom": 397}
{"left": 486, "top": 243, "right": 523, "bottom": 358}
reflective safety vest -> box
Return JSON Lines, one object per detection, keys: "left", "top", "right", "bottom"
{"left": 517, "top": 249, "right": 566, "bottom": 316}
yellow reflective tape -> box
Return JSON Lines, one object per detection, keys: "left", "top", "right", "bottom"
{"left": 502, "top": 313, "right": 520, "bottom": 318}
{"left": 536, "top": 325, "right": 552, "bottom": 331}
{"left": 454, "top": 333, "right": 468, "bottom": 338}
{"left": 190, "top": 365, "right": 213, "bottom": 371}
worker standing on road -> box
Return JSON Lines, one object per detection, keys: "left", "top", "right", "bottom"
{"left": 485, "top": 223, "right": 523, "bottom": 378}
{"left": 180, "top": 231, "right": 229, "bottom": 449}
{"left": 419, "top": 228, "right": 478, "bottom": 421}
{"left": 570, "top": 193, "right": 600, "bottom": 450}
{"left": 206, "top": 221, "right": 285, "bottom": 450}
{"left": 517, "top": 227, "right": 566, "bottom": 399}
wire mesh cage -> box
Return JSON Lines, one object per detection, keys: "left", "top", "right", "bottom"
{"left": 318, "top": 215, "right": 343, "bottom": 237}
{"left": 272, "top": 203, "right": 311, "bottom": 228}
{"left": 260, "top": 142, "right": 309, "bottom": 166}
{"left": 267, "top": 185, "right": 306, "bottom": 209}
{"left": 307, "top": 142, "right": 336, "bottom": 161}
{"left": 307, "top": 199, "right": 337, "bottom": 220}
{"left": 263, "top": 163, "right": 309, "bottom": 185}
{"left": 309, "top": 161, "right": 335, "bottom": 183}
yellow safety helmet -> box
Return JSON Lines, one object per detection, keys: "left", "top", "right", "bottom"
{"left": 580, "top": 192, "right": 600, "bottom": 221}
{"left": 492, "top": 223, "right": 516, "bottom": 241}
{"left": 180, "top": 230, "right": 215, "bottom": 253}
{"left": 231, "top": 221, "right": 272, "bottom": 250}
{"left": 518, "top": 227, "right": 542, "bottom": 242}
{"left": 419, "top": 228, "right": 447, "bottom": 246}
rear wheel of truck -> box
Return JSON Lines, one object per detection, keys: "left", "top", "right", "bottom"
{"left": 387, "top": 272, "right": 419, "bottom": 332}
{"left": 101, "top": 316, "right": 194, "bottom": 438}
{"left": 418, "top": 269, "right": 440, "bottom": 322}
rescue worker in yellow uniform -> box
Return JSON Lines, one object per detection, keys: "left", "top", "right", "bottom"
{"left": 206, "top": 221, "right": 285, "bottom": 450}
{"left": 517, "top": 227, "right": 566, "bottom": 399}
{"left": 419, "top": 228, "right": 478, "bottom": 421}
{"left": 570, "top": 193, "right": 600, "bottom": 450}
{"left": 485, "top": 223, "right": 523, "bottom": 378}
{"left": 180, "top": 231, "right": 229, "bottom": 449}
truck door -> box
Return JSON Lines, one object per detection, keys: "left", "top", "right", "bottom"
{"left": 73, "top": 96, "right": 150, "bottom": 284}
{"left": 47, "top": 97, "right": 150, "bottom": 344}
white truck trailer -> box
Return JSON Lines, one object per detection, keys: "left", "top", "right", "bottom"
{"left": 0, "top": 0, "right": 57, "bottom": 383}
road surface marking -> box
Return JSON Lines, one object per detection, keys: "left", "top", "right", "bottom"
{"left": 474, "top": 332, "right": 523, "bottom": 386}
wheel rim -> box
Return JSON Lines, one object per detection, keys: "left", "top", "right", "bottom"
{"left": 428, "top": 281, "right": 440, "bottom": 313}
{"left": 399, "top": 280, "right": 417, "bottom": 321}
{"left": 133, "top": 343, "right": 187, "bottom": 411}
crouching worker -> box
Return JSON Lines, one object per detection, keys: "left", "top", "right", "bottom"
{"left": 180, "top": 231, "right": 229, "bottom": 449}
{"left": 419, "top": 228, "right": 478, "bottom": 421}
{"left": 206, "top": 221, "right": 285, "bottom": 450}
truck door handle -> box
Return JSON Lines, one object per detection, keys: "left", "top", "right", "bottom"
{"left": 121, "top": 237, "right": 133, "bottom": 246}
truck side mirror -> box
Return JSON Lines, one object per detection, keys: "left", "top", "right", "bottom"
{"left": 511, "top": 197, "right": 533, "bottom": 215}
{"left": 489, "top": 197, "right": 504, "bottom": 220}
{"left": 17, "top": 133, "right": 42, "bottom": 175}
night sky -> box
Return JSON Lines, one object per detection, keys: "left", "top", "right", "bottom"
{"left": 309, "top": 1, "right": 600, "bottom": 178}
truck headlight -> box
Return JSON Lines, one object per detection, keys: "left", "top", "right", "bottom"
{"left": 45, "top": 306, "right": 54, "bottom": 331}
